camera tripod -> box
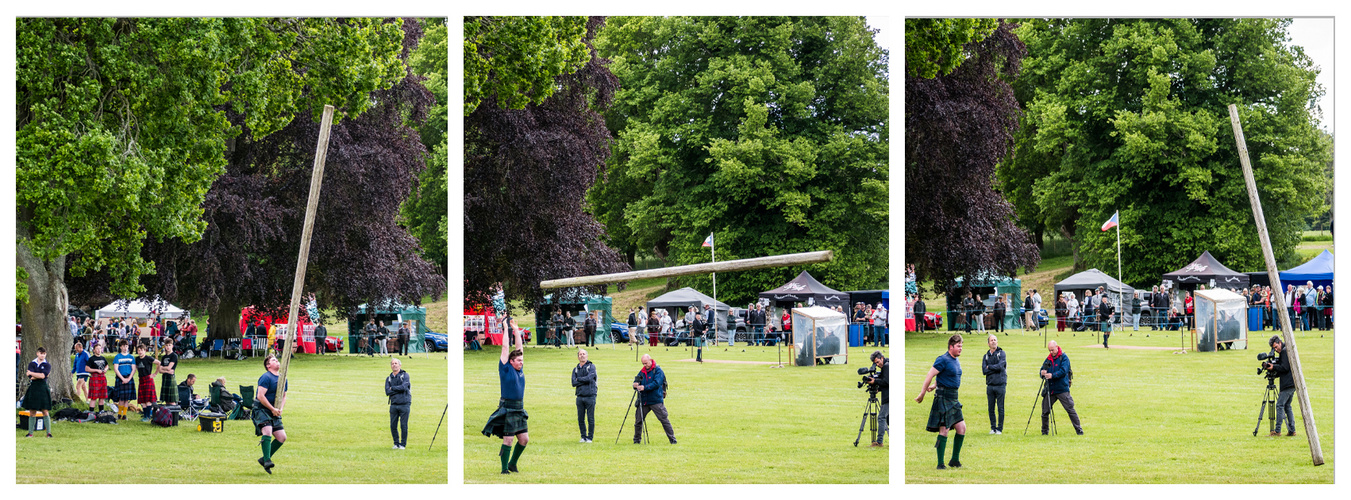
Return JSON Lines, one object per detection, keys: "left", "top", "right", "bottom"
{"left": 615, "top": 387, "right": 651, "bottom": 444}
{"left": 853, "top": 388, "right": 882, "bottom": 446}
{"left": 1252, "top": 376, "right": 1279, "bottom": 436}
{"left": 1023, "top": 378, "right": 1057, "bottom": 436}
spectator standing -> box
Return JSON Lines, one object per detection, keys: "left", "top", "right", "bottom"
{"left": 85, "top": 343, "right": 109, "bottom": 413}
{"left": 993, "top": 296, "right": 1006, "bottom": 333}
{"left": 397, "top": 321, "right": 411, "bottom": 355}
{"left": 24, "top": 347, "right": 53, "bottom": 438}
{"left": 572, "top": 349, "right": 597, "bottom": 443}
{"left": 386, "top": 358, "right": 411, "bottom": 449}
{"left": 1055, "top": 294, "right": 1068, "bottom": 332}
{"left": 982, "top": 334, "right": 1006, "bottom": 435}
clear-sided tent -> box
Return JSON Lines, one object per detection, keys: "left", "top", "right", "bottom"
{"left": 1194, "top": 288, "right": 1247, "bottom": 352}
{"left": 647, "top": 287, "right": 730, "bottom": 342}
{"left": 791, "top": 306, "right": 848, "bottom": 366}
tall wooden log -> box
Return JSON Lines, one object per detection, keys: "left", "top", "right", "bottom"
{"left": 1228, "top": 104, "right": 1323, "bottom": 466}
{"left": 539, "top": 251, "right": 834, "bottom": 289}
{"left": 277, "top": 104, "right": 335, "bottom": 402}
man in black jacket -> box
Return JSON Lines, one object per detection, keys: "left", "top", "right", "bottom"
{"left": 914, "top": 296, "right": 927, "bottom": 333}
{"left": 583, "top": 312, "right": 598, "bottom": 347}
{"left": 993, "top": 296, "right": 1006, "bottom": 333}
{"left": 1265, "top": 336, "right": 1297, "bottom": 436}
{"left": 1099, "top": 296, "right": 1114, "bottom": 348}
{"left": 864, "top": 351, "right": 888, "bottom": 447}
{"left": 572, "top": 349, "right": 597, "bottom": 442}
{"left": 981, "top": 334, "right": 1006, "bottom": 434}
{"left": 691, "top": 313, "right": 707, "bottom": 362}
{"left": 962, "top": 293, "right": 976, "bottom": 334}
{"left": 386, "top": 358, "right": 411, "bottom": 449}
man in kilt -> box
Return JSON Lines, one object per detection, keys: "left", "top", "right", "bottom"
{"left": 159, "top": 337, "right": 179, "bottom": 404}
{"left": 482, "top": 319, "right": 529, "bottom": 474}
{"left": 112, "top": 340, "right": 137, "bottom": 420}
{"left": 86, "top": 343, "right": 110, "bottom": 413}
{"left": 253, "top": 354, "right": 288, "bottom": 474}
{"left": 916, "top": 334, "right": 967, "bottom": 469}
{"left": 23, "top": 347, "right": 53, "bottom": 437}
{"left": 135, "top": 343, "right": 160, "bottom": 415}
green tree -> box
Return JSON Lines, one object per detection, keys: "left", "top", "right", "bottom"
{"left": 17, "top": 17, "right": 406, "bottom": 400}
{"left": 593, "top": 17, "right": 889, "bottom": 304}
{"left": 463, "top": 16, "right": 591, "bottom": 115}
{"left": 1002, "top": 19, "right": 1330, "bottom": 283}
{"left": 403, "top": 18, "right": 449, "bottom": 275}
{"left": 905, "top": 18, "right": 1000, "bottom": 78}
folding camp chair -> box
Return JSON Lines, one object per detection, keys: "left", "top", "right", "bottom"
{"left": 210, "top": 339, "right": 225, "bottom": 359}
{"left": 177, "top": 385, "right": 203, "bottom": 422}
{"left": 228, "top": 385, "right": 254, "bottom": 420}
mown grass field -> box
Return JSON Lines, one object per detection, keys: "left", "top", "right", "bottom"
{"left": 17, "top": 353, "right": 448, "bottom": 483}
{"left": 904, "top": 327, "right": 1333, "bottom": 483}
{"left": 463, "top": 342, "right": 890, "bottom": 483}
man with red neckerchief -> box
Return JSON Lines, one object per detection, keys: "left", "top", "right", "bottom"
{"left": 1039, "top": 341, "right": 1083, "bottom": 435}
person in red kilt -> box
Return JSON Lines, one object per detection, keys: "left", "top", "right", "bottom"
{"left": 85, "top": 343, "right": 110, "bottom": 413}
{"left": 135, "top": 344, "right": 160, "bottom": 413}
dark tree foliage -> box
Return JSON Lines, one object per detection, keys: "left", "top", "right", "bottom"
{"left": 70, "top": 19, "right": 445, "bottom": 334}
{"left": 464, "top": 16, "right": 629, "bottom": 308}
{"left": 905, "top": 22, "right": 1040, "bottom": 294}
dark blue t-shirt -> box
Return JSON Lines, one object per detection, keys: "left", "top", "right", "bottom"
{"left": 258, "top": 371, "right": 288, "bottom": 406}
{"left": 499, "top": 361, "right": 524, "bottom": 400}
{"left": 932, "top": 352, "right": 962, "bottom": 389}
{"left": 28, "top": 359, "right": 52, "bottom": 378}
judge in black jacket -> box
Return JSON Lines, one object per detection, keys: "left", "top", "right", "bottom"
{"left": 386, "top": 358, "right": 412, "bottom": 449}
{"left": 572, "top": 349, "right": 598, "bottom": 442}
{"left": 981, "top": 334, "right": 1007, "bottom": 434}
{"left": 914, "top": 297, "right": 927, "bottom": 333}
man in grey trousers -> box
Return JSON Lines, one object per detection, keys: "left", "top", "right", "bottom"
{"left": 386, "top": 358, "right": 412, "bottom": 449}
{"left": 572, "top": 349, "right": 598, "bottom": 442}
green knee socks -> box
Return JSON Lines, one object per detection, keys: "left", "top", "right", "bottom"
{"left": 270, "top": 438, "right": 284, "bottom": 457}
{"left": 509, "top": 443, "right": 526, "bottom": 470}
{"left": 499, "top": 444, "right": 511, "bottom": 472}
{"left": 935, "top": 435, "right": 947, "bottom": 465}
{"left": 952, "top": 433, "right": 964, "bottom": 463}
{"left": 261, "top": 436, "right": 273, "bottom": 461}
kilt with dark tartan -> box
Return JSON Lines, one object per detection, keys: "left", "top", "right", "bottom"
{"left": 160, "top": 373, "right": 177, "bottom": 403}
{"left": 481, "top": 399, "right": 528, "bottom": 438}
{"left": 138, "top": 375, "right": 158, "bottom": 404}
{"left": 88, "top": 372, "right": 109, "bottom": 400}
{"left": 925, "top": 386, "right": 964, "bottom": 433}
{"left": 251, "top": 401, "right": 284, "bottom": 436}
{"left": 113, "top": 378, "right": 137, "bottom": 402}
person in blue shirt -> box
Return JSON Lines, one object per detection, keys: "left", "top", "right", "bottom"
{"left": 916, "top": 334, "right": 966, "bottom": 469}
{"left": 112, "top": 340, "right": 137, "bottom": 420}
{"left": 482, "top": 319, "right": 528, "bottom": 474}
{"left": 24, "top": 347, "right": 53, "bottom": 437}
{"left": 253, "top": 354, "right": 289, "bottom": 474}
{"left": 72, "top": 340, "right": 90, "bottom": 406}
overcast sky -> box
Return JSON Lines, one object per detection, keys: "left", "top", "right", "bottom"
{"left": 1286, "top": 17, "right": 1333, "bottom": 133}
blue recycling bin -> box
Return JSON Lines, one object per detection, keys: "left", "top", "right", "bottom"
{"left": 1247, "top": 307, "right": 1263, "bottom": 331}
{"left": 848, "top": 324, "right": 865, "bottom": 347}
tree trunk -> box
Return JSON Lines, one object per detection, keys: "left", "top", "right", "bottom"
{"left": 16, "top": 241, "right": 76, "bottom": 403}
{"left": 1060, "top": 224, "right": 1084, "bottom": 272}
{"left": 208, "top": 299, "right": 242, "bottom": 341}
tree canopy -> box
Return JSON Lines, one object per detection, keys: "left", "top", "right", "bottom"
{"left": 905, "top": 18, "right": 1000, "bottom": 78}
{"left": 463, "top": 16, "right": 592, "bottom": 116}
{"left": 1000, "top": 18, "right": 1330, "bottom": 283}
{"left": 402, "top": 18, "right": 450, "bottom": 276}
{"left": 590, "top": 16, "right": 889, "bottom": 305}
{"left": 464, "top": 16, "right": 629, "bottom": 308}
{"left": 905, "top": 21, "right": 1040, "bottom": 294}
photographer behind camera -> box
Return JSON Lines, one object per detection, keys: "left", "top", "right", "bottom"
{"left": 861, "top": 351, "right": 888, "bottom": 447}
{"left": 1262, "top": 335, "right": 1297, "bottom": 437}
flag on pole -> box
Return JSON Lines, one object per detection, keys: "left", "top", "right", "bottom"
{"left": 1101, "top": 211, "right": 1119, "bottom": 232}
{"left": 702, "top": 233, "right": 714, "bottom": 248}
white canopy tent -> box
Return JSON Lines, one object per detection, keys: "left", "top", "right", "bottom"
{"left": 95, "top": 298, "right": 188, "bottom": 321}
{"left": 792, "top": 306, "right": 848, "bottom": 366}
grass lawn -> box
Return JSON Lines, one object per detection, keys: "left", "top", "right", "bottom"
{"left": 904, "top": 327, "right": 1334, "bottom": 483}
{"left": 463, "top": 342, "right": 890, "bottom": 483}
{"left": 17, "top": 353, "right": 448, "bottom": 483}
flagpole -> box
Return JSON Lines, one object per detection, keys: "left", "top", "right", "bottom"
{"left": 1116, "top": 213, "right": 1122, "bottom": 333}
{"left": 710, "top": 232, "right": 717, "bottom": 301}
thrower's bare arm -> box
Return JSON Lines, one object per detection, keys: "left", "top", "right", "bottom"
{"left": 513, "top": 321, "right": 524, "bottom": 361}
{"left": 915, "top": 367, "right": 939, "bottom": 403}
{"left": 500, "top": 318, "right": 515, "bottom": 364}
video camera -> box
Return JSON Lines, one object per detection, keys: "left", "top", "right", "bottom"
{"left": 1256, "top": 350, "right": 1279, "bottom": 378}
{"left": 856, "top": 366, "right": 880, "bottom": 390}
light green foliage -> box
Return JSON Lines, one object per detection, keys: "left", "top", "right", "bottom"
{"left": 905, "top": 18, "right": 1000, "bottom": 78}
{"left": 17, "top": 354, "right": 448, "bottom": 483}
{"left": 1001, "top": 19, "right": 1330, "bottom": 282}
{"left": 17, "top": 18, "right": 407, "bottom": 297}
{"left": 404, "top": 18, "right": 449, "bottom": 274}
{"left": 464, "top": 345, "right": 889, "bottom": 483}
{"left": 463, "top": 16, "right": 590, "bottom": 116}
{"left": 591, "top": 17, "right": 889, "bottom": 303}
{"left": 905, "top": 330, "right": 1333, "bottom": 483}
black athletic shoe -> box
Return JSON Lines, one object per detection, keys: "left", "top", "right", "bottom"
{"left": 501, "top": 470, "right": 510, "bottom": 475}
{"left": 258, "top": 457, "right": 274, "bottom": 474}
{"left": 936, "top": 463, "right": 946, "bottom": 470}
{"left": 1076, "top": 430, "right": 1084, "bottom": 435}
{"left": 508, "top": 465, "right": 519, "bottom": 473}
{"left": 947, "top": 460, "right": 962, "bottom": 468}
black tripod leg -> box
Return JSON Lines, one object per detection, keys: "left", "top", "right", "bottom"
{"left": 854, "top": 397, "right": 872, "bottom": 446}
{"left": 1024, "top": 379, "right": 1044, "bottom": 436}
{"left": 615, "top": 389, "right": 637, "bottom": 444}
{"left": 1253, "top": 399, "right": 1268, "bottom": 436}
